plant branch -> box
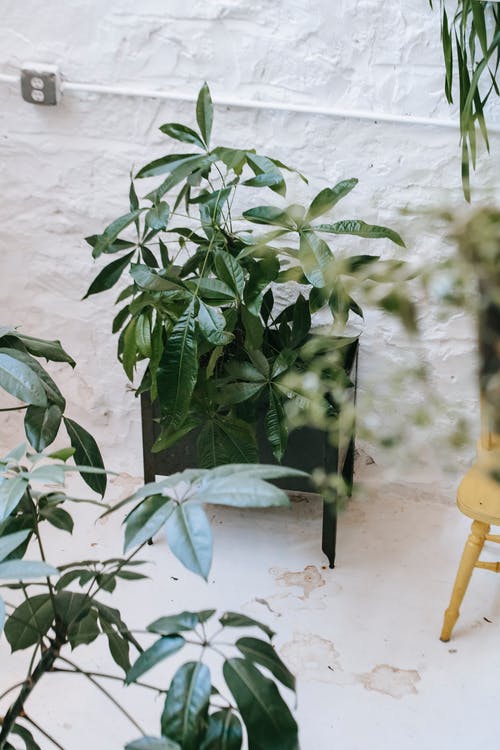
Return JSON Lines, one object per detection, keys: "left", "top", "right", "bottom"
{"left": 56, "top": 657, "right": 146, "bottom": 735}
{"left": 52, "top": 667, "right": 165, "bottom": 695}
{"left": 0, "top": 405, "right": 28, "bottom": 412}
{"left": 21, "top": 714, "right": 66, "bottom": 750}
{"left": 0, "top": 635, "right": 64, "bottom": 749}
{"left": 0, "top": 683, "right": 25, "bottom": 704}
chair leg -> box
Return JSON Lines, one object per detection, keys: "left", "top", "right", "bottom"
{"left": 440, "top": 519, "right": 490, "bottom": 642}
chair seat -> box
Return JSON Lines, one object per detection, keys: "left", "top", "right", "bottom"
{"left": 457, "top": 464, "right": 500, "bottom": 524}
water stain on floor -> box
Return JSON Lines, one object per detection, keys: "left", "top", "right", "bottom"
{"left": 356, "top": 664, "right": 421, "bottom": 699}
{"left": 269, "top": 565, "right": 326, "bottom": 599}
{"left": 280, "top": 632, "right": 346, "bottom": 684}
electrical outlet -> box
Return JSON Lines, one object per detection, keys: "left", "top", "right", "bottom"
{"left": 21, "top": 63, "right": 60, "bottom": 106}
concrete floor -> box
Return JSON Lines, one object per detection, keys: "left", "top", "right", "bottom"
{"left": 1, "top": 474, "right": 500, "bottom": 750}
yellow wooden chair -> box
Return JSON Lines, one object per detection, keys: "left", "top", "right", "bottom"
{"left": 440, "top": 425, "right": 500, "bottom": 642}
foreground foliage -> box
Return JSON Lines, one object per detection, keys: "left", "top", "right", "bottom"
{"left": 0, "top": 335, "right": 301, "bottom": 750}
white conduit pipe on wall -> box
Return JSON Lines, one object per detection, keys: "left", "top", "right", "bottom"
{"left": 1, "top": 71, "right": 500, "bottom": 134}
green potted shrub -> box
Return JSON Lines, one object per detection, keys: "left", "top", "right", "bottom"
{"left": 85, "top": 83, "right": 406, "bottom": 478}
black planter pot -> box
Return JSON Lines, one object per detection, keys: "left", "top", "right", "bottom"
{"left": 140, "top": 339, "right": 358, "bottom": 568}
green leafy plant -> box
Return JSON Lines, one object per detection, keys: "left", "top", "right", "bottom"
{"left": 0, "top": 335, "right": 301, "bottom": 749}
{"left": 430, "top": 1, "right": 500, "bottom": 200}
{"left": 85, "top": 83, "right": 406, "bottom": 469}
{"left": 0, "top": 327, "right": 105, "bottom": 495}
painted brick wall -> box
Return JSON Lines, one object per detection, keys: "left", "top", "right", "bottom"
{"left": 0, "top": 0, "right": 499, "bottom": 500}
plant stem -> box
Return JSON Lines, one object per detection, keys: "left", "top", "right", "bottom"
{"left": 0, "top": 637, "right": 63, "bottom": 749}
{"left": 26, "top": 486, "right": 57, "bottom": 611}
{"left": 56, "top": 657, "right": 146, "bottom": 735}
{"left": 21, "top": 715, "right": 66, "bottom": 750}
{"left": 0, "top": 405, "right": 28, "bottom": 412}
{"left": 52, "top": 667, "right": 165, "bottom": 694}
{"left": 0, "top": 682, "right": 25, "bottom": 704}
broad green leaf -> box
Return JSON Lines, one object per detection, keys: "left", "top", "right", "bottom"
{"left": 83, "top": 250, "right": 136, "bottom": 298}
{"left": 219, "top": 612, "right": 275, "bottom": 640}
{"left": 200, "top": 709, "right": 243, "bottom": 750}
{"left": 136, "top": 312, "right": 152, "bottom": 358}
{"left": 299, "top": 232, "right": 332, "bottom": 288}
{"left": 0, "top": 352, "right": 47, "bottom": 406}
{"left": 196, "top": 82, "right": 214, "bottom": 147}
{"left": 12, "top": 723, "right": 42, "bottom": 750}
{"left": 328, "top": 281, "right": 351, "bottom": 326}
{"left": 157, "top": 301, "right": 198, "bottom": 430}
{"left": 236, "top": 637, "right": 295, "bottom": 691}
{"left": 197, "top": 303, "right": 234, "bottom": 346}
{"left": 95, "top": 601, "right": 142, "bottom": 650}
{"left": 0, "top": 349, "right": 64, "bottom": 409}
{"left": 291, "top": 294, "right": 311, "bottom": 346}
{"left": 124, "top": 495, "right": 175, "bottom": 552}
{"left": 160, "top": 123, "right": 206, "bottom": 150}
{"left": 243, "top": 255, "right": 280, "bottom": 315}
{"left": 161, "top": 662, "right": 211, "bottom": 750}
{"left": 28, "top": 463, "right": 65, "bottom": 484}
{"left": 13, "top": 334, "right": 75, "bottom": 367}
{"left": 151, "top": 416, "right": 201, "bottom": 453}
{"left": 146, "top": 155, "right": 215, "bottom": 203}
{"left": 206, "top": 465, "right": 306, "bottom": 482}
{"left": 192, "top": 278, "right": 237, "bottom": 304}
{"left": 63, "top": 418, "right": 107, "bottom": 495}
{"left": 223, "top": 658, "right": 298, "bottom": 750}
{"left": 193, "top": 475, "right": 289, "bottom": 509}
{"left": 243, "top": 154, "right": 286, "bottom": 197}
{"left": 5, "top": 443, "right": 26, "bottom": 461}
{"left": 93, "top": 210, "right": 143, "bottom": 258}
{"left": 214, "top": 252, "right": 245, "bottom": 299}
{"left": 39, "top": 506, "right": 74, "bottom": 533}
{"left": 122, "top": 318, "right": 138, "bottom": 380}
{"left": 212, "top": 146, "right": 247, "bottom": 174}
{"left": 0, "top": 529, "right": 30, "bottom": 561}
{"left": 305, "top": 179, "right": 358, "bottom": 221}
{"left": 47, "top": 446, "right": 75, "bottom": 461}
{"left": 197, "top": 418, "right": 258, "bottom": 469}
{"left": 113, "top": 305, "right": 130, "bottom": 335}
{"left": 241, "top": 307, "right": 264, "bottom": 349}
{"left": 314, "top": 219, "right": 405, "bottom": 247}
{"left": 126, "top": 635, "right": 185, "bottom": 683}
{"left": 226, "top": 359, "right": 269, "bottom": 385}
{"left": 242, "top": 207, "right": 294, "bottom": 229}
{"left": 146, "top": 202, "right": 170, "bottom": 231}
{"left": 126, "top": 738, "right": 181, "bottom": 750}
{"left": 165, "top": 502, "right": 212, "bottom": 579}
{"left": 0, "top": 476, "right": 29, "bottom": 524}
{"left": 130, "top": 264, "right": 184, "bottom": 292}
{"left": 147, "top": 611, "right": 202, "bottom": 636}
{"left": 136, "top": 153, "right": 200, "bottom": 179}
{"left": 67, "top": 608, "right": 100, "bottom": 648}
{"left": 5, "top": 594, "right": 53, "bottom": 651}
{"left": 265, "top": 388, "right": 288, "bottom": 461}
{"left": 24, "top": 403, "right": 62, "bottom": 452}
{"left": 0, "top": 560, "right": 59, "bottom": 580}
{"left": 217, "top": 381, "right": 264, "bottom": 406}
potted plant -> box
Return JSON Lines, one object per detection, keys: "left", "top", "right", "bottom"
{"left": 0, "top": 327, "right": 302, "bottom": 750}
{"left": 85, "top": 82, "right": 406, "bottom": 463}
{"left": 85, "top": 84, "right": 407, "bottom": 564}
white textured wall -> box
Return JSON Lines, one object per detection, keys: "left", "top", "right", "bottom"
{"left": 1, "top": 0, "right": 499, "bottom": 500}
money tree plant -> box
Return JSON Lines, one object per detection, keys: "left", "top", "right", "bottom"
{"left": 85, "top": 83, "right": 406, "bottom": 468}
{"left": 0, "top": 332, "right": 301, "bottom": 750}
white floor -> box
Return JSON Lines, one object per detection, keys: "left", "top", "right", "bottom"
{"left": 2, "top": 474, "right": 500, "bottom": 750}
